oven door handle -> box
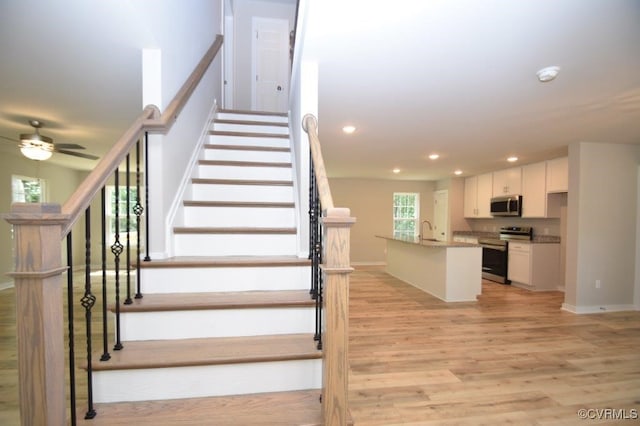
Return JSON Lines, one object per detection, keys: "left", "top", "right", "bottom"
{"left": 481, "top": 244, "right": 507, "bottom": 252}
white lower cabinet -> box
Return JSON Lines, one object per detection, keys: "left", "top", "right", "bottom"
{"left": 508, "top": 242, "right": 560, "bottom": 290}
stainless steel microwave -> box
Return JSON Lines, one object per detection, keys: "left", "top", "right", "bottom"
{"left": 490, "top": 195, "right": 522, "bottom": 217}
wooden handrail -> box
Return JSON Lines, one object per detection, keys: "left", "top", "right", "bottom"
{"left": 302, "top": 113, "right": 355, "bottom": 425}
{"left": 62, "top": 34, "right": 223, "bottom": 236}
{"left": 302, "top": 114, "right": 334, "bottom": 210}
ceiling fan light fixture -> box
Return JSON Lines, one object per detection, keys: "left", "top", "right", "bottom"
{"left": 19, "top": 141, "right": 54, "bottom": 161}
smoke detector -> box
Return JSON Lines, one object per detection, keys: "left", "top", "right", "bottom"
{"left": 536, "top": 66, "right": 560, "bottom": 82}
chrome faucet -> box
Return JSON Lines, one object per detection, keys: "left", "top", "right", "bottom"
{"left": 421, "top": 220, "right": 433, "bottom": 240}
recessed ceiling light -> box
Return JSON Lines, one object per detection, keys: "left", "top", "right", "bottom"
{"left": 392, "top": 168, "right": 401, "bottom": 174}
{"left": 428, "top": 153, "right": 439, "bottom": 160}
{"left": 454, "top": 170, "right": 463, "bottom": 175}
{"left": 507, "top": 156, "right": 518, "bottom": 162}
{"left": 536, "top": 66, "right": 560, "bottom": 82}
{"left": 342, "top": 125, "right": 356, "bottom": 134}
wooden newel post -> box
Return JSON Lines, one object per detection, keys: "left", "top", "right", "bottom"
{"left": 321, "top": 207, "right": 355, "bottom": 426}
{"left": 4, "top": 203, "right": 69, "bottom": 426}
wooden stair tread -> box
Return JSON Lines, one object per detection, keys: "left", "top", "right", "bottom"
{"left": 173, "top": 226, "right": 296, "bottom": 234}
{"left": 214, "top": 118, "right": 289, "bottom": 127}
{"left": 219, "top": 108, "right": 288, "bottom": 117}
{"left": 210, "top": 130, "right": 289, "bottom": 139}
{"left": 204, "top": 143, "right": 290, "bottom": 152}
{"left": 192, "top": 177, "right": 293, "bottom": 186}
{"left": 76, "top": 390, "right": 326, "bottom": 425}
{"left": 91, "top": 333, "right": 320, "bottom": 371}
{"left": 183, "top": 200, "right": 295, "bottom": 208}
{"left": 198, "top": 159, "right": 292, "bottom": 168}
{"left": 118, "top": 290, "right": 314, "bottom": 312}
{"left": 138, "top": 255, "right": 311, "bottom": 268}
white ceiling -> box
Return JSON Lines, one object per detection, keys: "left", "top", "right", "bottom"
{"left": 1, "top": 0, "right": 639, "bottom": 181}
{"left": 0, "top": 0, "right": 149, "bottom": 169}
{"left": 304, "top": 0, "right": 640, "bottom": 180}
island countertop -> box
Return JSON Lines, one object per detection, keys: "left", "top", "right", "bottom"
{"left": 376, "top": 234, "right": 480, "bottom": 248}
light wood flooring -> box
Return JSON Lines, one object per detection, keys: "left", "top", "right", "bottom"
{"left": 1, "top": 266, "right": 640, "bottom": 425}
{"left": 348, "top": 267, "right": 640, "bottom": 425}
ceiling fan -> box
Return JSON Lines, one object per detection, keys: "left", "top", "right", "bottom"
{"left": 0, "top": 119, "right": 99, "bottom": 161}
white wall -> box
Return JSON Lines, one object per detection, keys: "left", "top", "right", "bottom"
{"left": 564, "top": 142, "right": 640, "bottom": 313}
{"left": 136, "top": 0, "right": 223, "bottom": 258}
{"left": 636, "top": 166, "right": 640, "bottom": 309}
{"left": 330, "top": 178, "right": 436, "bottom": 264}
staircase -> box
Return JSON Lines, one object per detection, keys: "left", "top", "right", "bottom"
{"left": 83, "top": 110, "right": 324, "bottom": 424}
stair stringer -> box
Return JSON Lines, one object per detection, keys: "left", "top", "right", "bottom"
{"left": 163, "top": 102, "right": 220, "bottom": 259}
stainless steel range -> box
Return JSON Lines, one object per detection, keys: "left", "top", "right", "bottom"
{"left": 478, "top": 226, "right": 532, "bottom": 284}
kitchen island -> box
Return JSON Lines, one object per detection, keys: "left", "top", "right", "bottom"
{"left": 377, "top": 235, "right": 482, "bottom": 302}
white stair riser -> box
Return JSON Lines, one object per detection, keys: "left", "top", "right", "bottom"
{"left": 197, "top": 165, "right": 292, "bottom": 180}
{"left": 120, "top": 307, "right": 315, "bottom": 341}
{"left": 213, "top": 122, "right": 289, "bottom": 135}
{"left": 173, "top": 233, "right": 298, "bottom": 256}
{"left": 93, "top": 359, "right": 321, "bottom": 403}
{"left": 209, "top": 134, "right": 290, "bottom": 148}
{"left": 191, "top": 184, "right": 294, "bottom": 202}
{"left": 140, "top": 266, "right": 311, "bottom": 294}
{"left": 183, "top": 206, "right": 295, "bottom": 227}
{"left": 216, "top": 113, "right": 288, "bottom": 124}
{"left": 204, "top": 148, "right": 291, "bottom": 163}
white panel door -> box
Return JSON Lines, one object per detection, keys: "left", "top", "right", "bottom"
{"left": 433, "top": 190, "right": 449, "bottom": 242}
{"left": 252, "top": 17, "right": 289, "bottom": 112}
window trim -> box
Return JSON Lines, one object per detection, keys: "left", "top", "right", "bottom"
{"left": 392, "top": 192, "right": 420, "bottom": 238}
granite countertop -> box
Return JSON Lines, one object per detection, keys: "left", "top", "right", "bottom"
{"left": 452, "top": 230, "right": 561, "bottom": 244}
{"left": 376, "top": 234, "right": 480, "bottom": 248}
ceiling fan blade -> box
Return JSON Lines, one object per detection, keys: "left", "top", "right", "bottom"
{"left": 0, "top": 135, "right": 20, "bottom": 143}
{"left": 54, "top": 149, "right": 99, "bottom": 160}
{"left": 55, "top": 143, "right": 86, "bottom": 150}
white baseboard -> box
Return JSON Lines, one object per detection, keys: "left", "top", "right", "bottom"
{"left": 561, "top": 302, "right": 637, "bottom": 314}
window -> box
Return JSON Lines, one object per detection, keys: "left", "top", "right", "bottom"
{"left": 12, "top": 175, "right": 46, "bottom": 203}
{"left": 393, "top": 193, "right": 419, "bottom": 238}
{"left": 105, "top": 186, "right": 140, "bottom": 245}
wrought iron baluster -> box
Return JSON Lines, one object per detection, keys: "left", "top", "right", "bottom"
{"left": 314, "top": 196, "right": 324, "bottom": 349}
{"left": 144, "top": 131, "right": 151, "bottom": 262}
{"left": 66, "top": 233, "right": 77, "bottom": 426}
{"left": 81, "top": 207, "right": 97, "bottom": 419}
{"left": 311, "top": 161, "right": 323, "bottom": 347}
{"left": 309, "top": 161, "right": 318, "bottom": 300}
{"left": 134, "top": 138, "right": 144, "bottom": 299}
{"left": 125, "top": 153, "right": 132, "bottom": 305}
{"left": 308, "top": 149, "right": 315, "bottom": 261}
{"left": 316, "top": 213, "right": 324, "bottom": 350}
{"left": 112, "top": 169, "right": 124, "bottom": 351}
{"left": 100, "top": 187, "right": 111, "bottom": 362}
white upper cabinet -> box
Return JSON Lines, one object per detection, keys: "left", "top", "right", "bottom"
{"left": 546, "top": 157, "right": 568, "bottom": 193}
{"left": 492, "top": 166, "right": 522, "bottom": 196}
{"left": 521, "top": 162, "right": 547, "bottom": 218}
{"left": 476, "top": 173, "right": 493, "bottom": 217}
{"left": 463, "top": 176, "right": 478, "bottom": 218}
{"left": 464, "top": 173, "right": 493, "bottom": 218}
